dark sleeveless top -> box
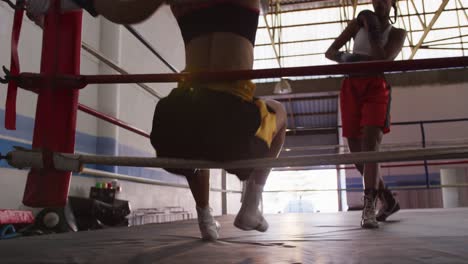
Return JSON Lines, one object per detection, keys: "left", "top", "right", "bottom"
{"left": 172, "top": 1, "right": 260, "bottom": 45}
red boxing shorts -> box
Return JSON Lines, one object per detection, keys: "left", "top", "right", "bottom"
{"left": 340, "top": 76, "right": 391, "bottom": 138}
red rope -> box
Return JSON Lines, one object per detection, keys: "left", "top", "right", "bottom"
{"left": 81, "top": 56, "right": 468, "bottom": 84}
{"left": 5, "top": 3, "right": 24, "bottom": 130}
{"left": 8, "top": 56, "right": 468, "bottom": 90}
{"left": 77, "top": 104, "right": 150, "bottom": 138}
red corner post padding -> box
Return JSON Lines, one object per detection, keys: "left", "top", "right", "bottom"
{"left": 5, "top": 4, "right": 24, "bottom": 130}
{"left": 0, "top": 210, "right": 34, "bottom": 225}
{"left": 23, "top": 1, "right": 82, "bottom": 207}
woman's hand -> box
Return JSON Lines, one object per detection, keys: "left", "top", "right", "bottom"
{"left": 325, "top": 19, "right": 360, "bottom": 62}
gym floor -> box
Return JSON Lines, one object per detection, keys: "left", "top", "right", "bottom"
{"left": 1, "top": 208, "right": 468, "bottom": 263}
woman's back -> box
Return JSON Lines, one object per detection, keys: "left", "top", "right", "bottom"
{"left": 171, "top": 0, "right": 260, "bottom": 73}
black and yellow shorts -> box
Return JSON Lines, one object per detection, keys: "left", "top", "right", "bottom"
{"left": 150, "top": 87, "right": 275, "bottom": 180}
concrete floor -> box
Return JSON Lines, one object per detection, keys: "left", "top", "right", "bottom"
{"left": 1, "top": 208, "right": 468, "bottom": 263}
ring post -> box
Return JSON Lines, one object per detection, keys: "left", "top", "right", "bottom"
{"left": 22, "top": 0, "right": 82, "bottom": 207}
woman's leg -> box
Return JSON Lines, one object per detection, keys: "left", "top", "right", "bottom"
{"left": 186, "top": 169, "right": 210, "bottom": 208}
{"left": 250, "top": 100, "right": 287, "bottom": 185}
{"left": 360, "top": 126, "right": 383, "bottom": 228}
{"left": 234, "top": 100, "right": 287, "bottom": 232}
{"left": 347, "top": 137, "right": 364, "bottom": 174}
{"left": 186, "top": 169, "right": 220, "bottom": 241}
{"left": 348, "top": 137, "right": 386, "bottom": 190}
{"left": 361, "top": 126, "right": 383, "bottom": 190}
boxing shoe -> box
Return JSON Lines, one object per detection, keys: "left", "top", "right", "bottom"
{"left": 234, "top": 179, "right": 268, "bottom": 232}
{"left": 376, "top": 188, "right": 400, "bottom": 222}
{"left": 196, "top": 206, "right": 220, "bottom": 241}
{"left": 361, "top": 189, "right": 379, "bottom": 229}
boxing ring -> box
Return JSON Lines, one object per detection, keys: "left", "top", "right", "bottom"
{"left": 0, "top": 209, "right": 467, "bottom": 263}
{"left": 1, "top": 0, "right": 468, "bottom": 263}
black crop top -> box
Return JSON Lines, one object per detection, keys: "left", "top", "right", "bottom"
{"left": 174, "top": 2, "right": 260, "bottom": 45}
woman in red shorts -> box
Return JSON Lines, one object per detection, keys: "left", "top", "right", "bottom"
{"left": 326, "top": 0, "right": 406, "bottom": 228}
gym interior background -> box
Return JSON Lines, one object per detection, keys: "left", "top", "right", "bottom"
{"left": 0, "top": 0, "right": 467, "bottom": 237}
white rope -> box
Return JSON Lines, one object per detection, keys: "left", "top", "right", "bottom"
{"left": 82, "top": 168, "right": 190, "bottom": 189}
{"left": 6, "top": 146, "right": 468, "bottom": 172}
{"left": 81, "top": 168, "right": 241, "bottom": 193}
{"left": 262, "top": 184, "right": 468, "bottom": 193}
{"left": 284, "top": 139, "right": 468, "bottom": 152}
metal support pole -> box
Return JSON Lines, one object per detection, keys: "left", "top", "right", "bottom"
{"left": 420, "top": 122, "right": 430, "bottom": 189}
{"left": 221, "top": 170, "right": 227, "bottom": 215}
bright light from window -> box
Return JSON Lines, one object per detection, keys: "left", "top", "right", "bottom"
{"left": 262, "top": 169, "right": 339, "bottom": 214}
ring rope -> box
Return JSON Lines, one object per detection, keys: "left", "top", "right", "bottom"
{"left": 5, "top": 56, "right": 468, "bottom": 90}
{"left": 285, "top": 138, "right": 468, "bottom": 152}
{"left": 262, "top": 184, "right": 468, "bottom": 193}
{"left": 6, "top": 146, "right": 468, "bottom": 172}
{"left": 82, "top": 168, "right": 241, "bottom": 193}
{"left": 84, "top": 167, "right": 467, "bottom": 193}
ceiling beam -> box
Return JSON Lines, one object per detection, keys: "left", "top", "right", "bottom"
{"left": 409, "top": 0, "right": 450, "bottom": 59}
{"left": 288, "top": 111, "right": 338, "bottom": 117}
{"left": 263, "top": 14, "right": 282, "bottom": 67}
{"left": 409, "top": 0, "right": 426, "bottom": 28}
{"left": 257, "top": 7, "right": 466, "bottom": 30}
{"left": 263, "top": 1, "right": 282, "bottom": 67}
{"left": 457, "top": 0, "right": 468, "bottom": 21}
